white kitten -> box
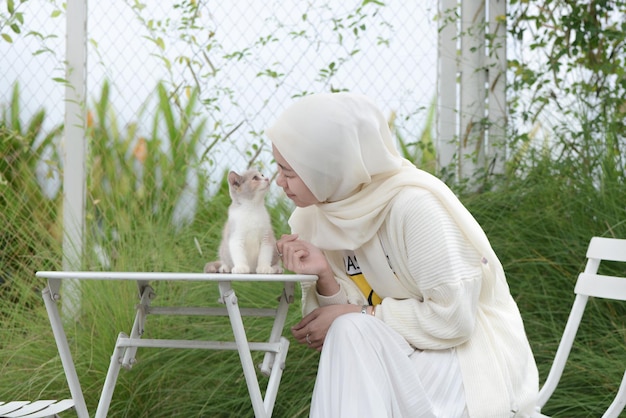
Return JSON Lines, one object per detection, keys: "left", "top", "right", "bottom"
{"left": 204, "top": 169, "right": 283, "bottom": 274}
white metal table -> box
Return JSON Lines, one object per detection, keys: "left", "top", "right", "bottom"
{"left": 37, "top": 271, "right": 317, "bottom": 418}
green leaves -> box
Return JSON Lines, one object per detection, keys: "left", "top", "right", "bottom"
{"left": 362, "top": 0, "right": 385, "bottom": 6}
{"left": 1, "top": 0, "right": 26, "bottom": 43}
{"left": 507, "top": 0, "right": 626, "bottom": 182}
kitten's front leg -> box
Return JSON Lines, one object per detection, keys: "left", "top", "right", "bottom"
{"left": 258, "top": 262, "right": 283, "bottom": 274}
{"left": 229, "top": 238, "right": 251, "bottom": 274}
{"left": 256, "top": 234, "right": 282, "bottom": 274}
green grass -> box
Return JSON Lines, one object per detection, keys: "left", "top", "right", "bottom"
{"left": 463, "top": 161, "right": 626, "bottom": 417}
{"left": 2, "top": 82, "right": 625, "bottom": 417}
{"left": 2, "top": 169, "right": 625, "bottom": 417}
{"left": 0, "top": 197, "right": 317, "bottom": 417}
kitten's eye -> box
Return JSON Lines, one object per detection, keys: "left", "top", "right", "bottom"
{"left": 253, "top": 175, "right": 260, "bottom": 180}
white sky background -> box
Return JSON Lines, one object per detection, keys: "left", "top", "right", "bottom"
{"left": 2, "top": 0, "right": 438, "bottom": 223}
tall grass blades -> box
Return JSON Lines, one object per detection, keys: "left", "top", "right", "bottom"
{"left": 0, "top": 83, "right": 67, "bottom": 408}
{"left": 0, "top": 82, "right": 62, "bottom": 316}
{"left": 464, "top": 154, "right": 626, "bottom": 417}
{"left": 390, "top": 96, "right": 437, "bottom": 175}
{"left": 86, "top": 81, "right": 209, "bottom": 270}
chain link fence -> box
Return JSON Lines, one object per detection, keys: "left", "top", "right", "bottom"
{"left": 1, "top": 0, "right": 438, "bottom": 280}
{"left": 4, "top": 1, "right": 438, "bottom": 153}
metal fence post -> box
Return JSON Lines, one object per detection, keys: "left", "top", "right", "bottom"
{"left": 437, "top": 0, "right": 459, "bottom": 174}
{"left": 437, "top": 0, "right": 506, "bottom": 185}
{"left": 62, "top": 0, "right": 88, "bottom": 318}
{"left": 487, "top": 0, "right": 507, "bottom": 177}
{"left": 459, "top": 0, "right": 486, "bottom": 181}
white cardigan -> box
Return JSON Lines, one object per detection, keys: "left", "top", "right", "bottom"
{"left": 301, "top": 188, "right": 539, "bottom": 418}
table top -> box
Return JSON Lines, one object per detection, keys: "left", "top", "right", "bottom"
{"left": 36, "top": 271, "right": 318, "bottom": 282}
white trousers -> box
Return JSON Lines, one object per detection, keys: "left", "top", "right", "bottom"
{"left": 310, "top": 313, "right": 468, "bottom": 418}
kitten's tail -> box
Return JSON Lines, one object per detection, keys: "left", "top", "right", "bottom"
{"left": 203, "top": 261, "right": 222, "bottom": 273}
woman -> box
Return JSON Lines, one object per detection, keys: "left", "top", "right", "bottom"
{"left": 269, "top": 92, "right": 538, "bottom": 417}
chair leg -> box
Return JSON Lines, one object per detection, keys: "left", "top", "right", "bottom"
{"left": 602, "top": 371, "right": 626, "bottom": 418}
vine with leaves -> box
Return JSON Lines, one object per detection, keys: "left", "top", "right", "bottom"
{"left": 507, "top": 0, "right": 626, "bottom": 182}
{"left": 124, "top": 0, "right": 388, "bottom": 169}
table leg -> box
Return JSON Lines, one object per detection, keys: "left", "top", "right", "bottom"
{"left": 260, "top": 281, "right": 294, "bottom": 376}
{"left": 42, "top": 279, "right": 90, "bottom": 418}
{"left": 262, "top": 336, "right": 290, "bottom": 415}
{"left": 218, "top": 281, "right": 268, "bottom": 418}
{"left": 95, "top": 333, "right": 127, "bottom": 418}
{"left": 121, "top": 281, "right": 154, "bottom": 369}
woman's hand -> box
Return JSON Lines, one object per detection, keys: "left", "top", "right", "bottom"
{"left": 277, "top": 234, "right": 339, "bottom": 295}
{"left": 277, "top": 234, "right": 327, "bottom": 275}
{"left": 291, "top": 304, "right": 361, "bottom": 351}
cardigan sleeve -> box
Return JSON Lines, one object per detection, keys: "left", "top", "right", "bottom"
{"left": 301, "top": 249, "right": 367, "bottom": 315}
{"left": 376, "top": 188, "right": 484, "bottom": 350}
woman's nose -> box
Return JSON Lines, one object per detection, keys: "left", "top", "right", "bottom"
{"left": 276, "top": 172, "right": 286, "bottom": 187}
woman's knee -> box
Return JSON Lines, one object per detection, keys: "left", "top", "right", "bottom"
{"left": 326, "top": 311, "right": 414, "bottom": 357}
{"left": 327, "top": 312, "right": 376, "bottom": 344}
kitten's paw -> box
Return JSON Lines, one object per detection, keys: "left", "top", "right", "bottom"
{"left": 231, "top": 265, "right": 250, "bottom": 274}
{"left": 204, "top": 261, "right": 221, "bottom": 273}
{"left": 255, "top": 265, "right": 275, "bottom": 274}
{"left": 218, "top": 265, "right": 232, "bottom": 273}
{"left": 272, "top": 265, "right": 284, "bottom": 274}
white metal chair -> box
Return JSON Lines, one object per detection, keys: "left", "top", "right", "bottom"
{"left": 0, "top": 400, "right": 74, "bottom": 418}
{"left": 533, "top": 236, "right": 626, "bottom": 418}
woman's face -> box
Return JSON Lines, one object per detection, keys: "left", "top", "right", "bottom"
{"left": 272, "top": 145, "right": 319, "bottom": 207}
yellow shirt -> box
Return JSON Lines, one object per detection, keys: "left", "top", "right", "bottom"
{"left": 344, "top": 251, "right": 382, "bottom": 305}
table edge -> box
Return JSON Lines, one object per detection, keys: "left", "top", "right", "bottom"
{"left": 36, "top": 271, "right": 318, "bottom": 282}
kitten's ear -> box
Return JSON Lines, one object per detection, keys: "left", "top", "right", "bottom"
{"left": 228, "top": 171, "right": 242, "bottom": 187}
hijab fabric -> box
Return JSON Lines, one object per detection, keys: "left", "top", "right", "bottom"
{"left": 266, "top": 92, "right": 504, "bottom": 298}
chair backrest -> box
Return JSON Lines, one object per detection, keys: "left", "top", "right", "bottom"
{"left": 575, "top": 237, "right": 626, "bottom": 301}
{"left": 536, "top": 236, "right": 626, "bottom": 410}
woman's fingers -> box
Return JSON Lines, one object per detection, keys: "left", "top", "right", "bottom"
{"left": 276, "top": 234, "right": 298, "bottom": 256}
{"left": 278, "top": 238, "right": 312, "bottom": 272}
{"left": 291, "top": 309, "right": 327, "bottom": 350}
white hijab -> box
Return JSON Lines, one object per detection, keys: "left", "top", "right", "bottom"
{"left": 266, "top": 92, "right": 504, "bottom": 298}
